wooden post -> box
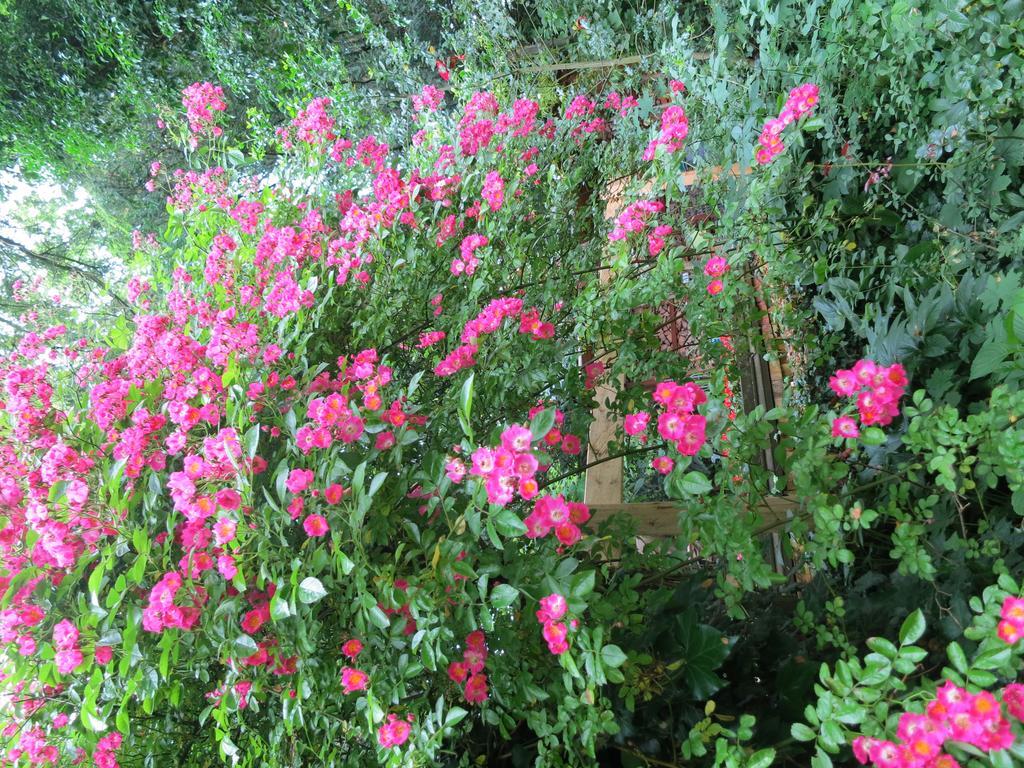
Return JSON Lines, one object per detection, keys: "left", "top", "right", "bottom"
{"left": 583, "top": 374, "right": 624, "bottom": 507}
{"left": 583, "top": 179, "right": 635, "bottom": 507}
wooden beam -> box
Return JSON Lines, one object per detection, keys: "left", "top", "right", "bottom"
{"left": 516, "top": 51, "right": 748, "bottom": 73}
{"left": 680, "top": 164, "right": 752, "bottom": 187}
{"left": 586, "top": 495, "right": 799, "bottom": 537}
{"left": 586, "top": 164, "right": 791, "bottom": 551}
{"left": 520, "top": 55, "right": 644, "bottom": 73}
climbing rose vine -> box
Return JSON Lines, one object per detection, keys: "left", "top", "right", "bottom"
{"left": 7, "top": 73, "right": 1008, "bottom": 768}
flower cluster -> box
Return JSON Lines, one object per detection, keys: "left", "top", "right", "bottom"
{"left": 451, "top": 233, "right": 488, "bottom": 276}
{"left": 497, "top": 98, "right": 540, "bottom": 137}
{"left": 536, "top": 593, "right": 571, "bottom": 655}
{"left": 524, "top": 494, "right": 591, "bottom": 547}
{"left": 377, "top": 713, "right": 414, "bottom": 749}
{"left": 563, "top": 95, "right": 607, "bottom": 138}
{"left": 142, "top": 571, "right": 204, "bottom": 634}
{"left": 703, "top": 254, "right": 729, "bottom": 296}
{"left": 457, "top": 91, "right": 500, "bottom": 156}
{"left": 623, "top": 411, "right": 650, "bottom": 440}
{"left": 643, "top": 105, "right": 689, "bottom": 161}
{"left": 603, "top": 91, "right": 639, "bottom": 117}
{"left": 435, "top": 297, "right": 556, "bottom": 377}
{"left": 166, "top": 166, "right": 229, "bottom": 210}
{"left": 852, "top": 681, "right": 1021, "bottom": 768}
{"left": 205, "top": 680, "right": 252, "bottom": 710}
{"left": 94, "top": 732, "right": 123, "bottom": 768}
{"left": 651, "top": 454, "right": 675, "bottom": 475}
{"left": 1005, "top": 684, "right": 1024, "bottom": 720}
{"left": 277, "top": 96, "right": 337, "bottom": 149}
{"left": 0, "top": 74, "right": 862, "bottom": 766}
{"left": 293, "top": 349, "right": 391, "bottom": 454}
{"left": 446, "top": 630, "right": 489, "bottom": 704}
{"left": 416, "top": 330, "right": 446, "bottom": 349}
{"left": 341, "top": 666, "right": 370, "bottom": 694}
{"left": 52, "top": 619, "right": 82, "bottom": 675}
{"left": 181, "top": 82, "right": 227, "bottom": 144}
{"left": 755, "top": 82, "right": 819, "bottom": 165}
{"left": 996, "top": 596, "right": 1024, "bottom": 644}
{"left": 829, "top": 359, "right": 908, "bottom": 436}
{"left": 653, "top": 380, "right": 708, "bottom": 456}
{"left": 607, "top": 200, "right": 672, "bottom": 256}
{"left": 412, "top": 84, "right": 445, "bottom": 113}
{"left": 481, "top": 171, "right": 505, "bottom": 212}
{"left": 467, "top": 424, "right": 543, "bottom": 505}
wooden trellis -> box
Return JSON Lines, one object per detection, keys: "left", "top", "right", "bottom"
{"left": 584, "top": 166, "right": 798, "bottom": 564}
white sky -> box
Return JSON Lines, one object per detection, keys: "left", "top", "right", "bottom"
{"left": 0, "top": 167, "right": 92, "bottom": 247}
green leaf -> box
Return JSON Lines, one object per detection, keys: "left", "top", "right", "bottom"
{"left": 899, "top": 646, "right": 927, "bottom": 663}
{"left": 444, "top": 706, "right": 468, "bottom": 728}
{"left": 570, "top": 570, "right": 596, "bottom": 599}
{"left": 233, "top": 634, "right": 258, "bottom": 657}
{"left": 898, "top": 609, "right": 926, "bottom": 645}
{"left": 351, "top": 462, "right": 366, "bottom": 497}
{"left": 861, "top": 427, "right": 886, "bottom": 445}
{"left": 811, "top": 746, "right": 834, "bottom": 768}
{"left": 368, "top": 605, "right": 391, "bottom": 629}
{"left": 297, "top": 577, "right": 327, "bottom": 604}
{"left": 529, "top": 408, "right": 556, "bottom": 441}
{"left": 485, "top": 519, "right": 504, "bottom": 550}
{"left": 866, "top": 637, "right": 898, "bottom": 659}
{"left": 458, "top": 373, "right": 474, "bottom": 437}
{"left": 973, "top": 645, "right": 1011, "bottom": 670}
{"left": 748, "top": 748, "right": 777, "bottom": 768}
{"left": 336, "top": 550, "right": 356, "bottom": 576}
{"left": 970, "top": 337, "right": 1008, "bottom": 380}
{"left": 220, "top": 734, "right": 239, "bottom": 758}
{"left": 820, "top": 719, "right": 844, "bottom": 750}
{"left": 270, "top": 592, "right": 291, "bottom": 621}
{"left": 990, "top": 747, "right": 1017, "bottom": 768}
{"left": 406, "top": 370, "right": 424, "bottom": 399}
{"left": 132, "top": 527, "right": 150, "bottom": 556}
{"left": 791, "top": 723, "right": 816, "bottom": 742}
{"left": 600, "top": 644, "right": 627, "bottom": 668}
{"left": 368, "top": 471, "right": 388, "bottom": 498}
{"left": 116, "top": 706, "right": 130, "bottom": 735}
{"left": 88, "top": 559, "right": 106, "bottom": 597}
{"left": 493, "top": 509, "right": 528, "bottom": 538}
{"left": 80, "top": 705, "right": 107, "bottom": 733}
{"left": 674, "top": 610, "right": 731, "bottom": 698}
{"left": 664, "top": 465, "right": 707, "bottom": 498}
{"left": 490, "top": 583, "right": 519, "bottom": 609}
{"left": 967, "top": 668, "right": 997, "bottom": 687}
{"left": 243, "top": 424, "right": 260, "bottom": 459}
{"left": 679, "top": 471, "right": 713, "bottom": 495}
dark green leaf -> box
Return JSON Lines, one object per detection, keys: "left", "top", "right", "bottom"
{"left": 493, "top": 509, "right": 527, "bottom": 538}
{"left": 529, "top": 408, "right": 556, "bottom": 441}
{"left": 791, "top": 723, "right": 816, "bottom": 742}
{"left": 490, "top": 584, "right": 518, "bottom": 609}
{"left": 898, "top": 609, "right": 926, "bottom": 645}
{"left": 600, "top": 644, "right": 627, "bottom": 668}
{"left": 233, "top": 634, "right": 258, "bottom": 657}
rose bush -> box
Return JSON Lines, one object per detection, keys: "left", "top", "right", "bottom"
{"left": 1, "top": 23, "right": 1023, "bottom": 765}
{"left": 1, "top": 78, "right": 802, "bottom": 767}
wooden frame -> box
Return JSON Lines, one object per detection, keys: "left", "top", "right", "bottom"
{"left": 585, "top": 166, "right": 798, "bottom": 556}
